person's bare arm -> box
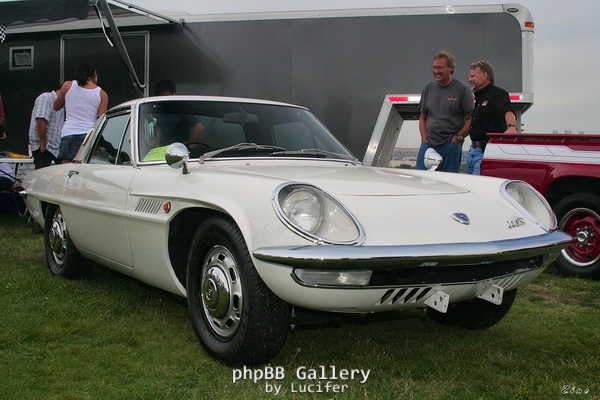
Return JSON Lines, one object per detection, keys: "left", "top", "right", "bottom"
{"left": 504, "top": 111, "right": 518, "bottom": 133}
{"left": 98, "top": 90, "right": 109, "bottom": 117}
{"left": 418, "top": 113, "right": 428, "bottom": 143}
{"left": 455, "top": 112, "right": 472, "bottom": 140}
{"left": 36, "top": 118, "right": 49, "bottom": 152}
{"left": 54, "top": 81, "right": 71, "bottom": 111}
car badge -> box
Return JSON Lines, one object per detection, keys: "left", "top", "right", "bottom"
{"left": 451, "top": 213, "right": 470, "bottom": 225}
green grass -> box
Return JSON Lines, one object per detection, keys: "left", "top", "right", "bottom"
{"left": 1, "top": 214, "right": 599, "bottom": 399}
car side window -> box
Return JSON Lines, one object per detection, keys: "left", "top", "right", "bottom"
{"left": 89, "top": 113, "right": 131, "bottom": 165}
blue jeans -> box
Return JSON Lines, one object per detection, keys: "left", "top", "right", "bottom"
{"left": 416, "top": 141, "right": 463, "bottom": 172}
{"left": 58, "top": 134, "right": 86, "bottom": 161}
{"left": 466, "top": 146, "right": 484, "bottom": 174}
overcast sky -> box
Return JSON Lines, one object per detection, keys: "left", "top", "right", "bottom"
{"left": 132, "top": 0, "right": 600, "bottom": 136}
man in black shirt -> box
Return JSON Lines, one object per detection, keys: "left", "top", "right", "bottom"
{"left": 466, "top": 60, "right": 517, "bottom": 174}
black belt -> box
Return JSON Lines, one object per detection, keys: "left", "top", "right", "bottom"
{"left": 471, "top": 140, "right": 488, "bottom": 149}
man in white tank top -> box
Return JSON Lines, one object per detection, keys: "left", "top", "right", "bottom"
{"left": 54, "top": 62, "right": 108, "bottom": 163}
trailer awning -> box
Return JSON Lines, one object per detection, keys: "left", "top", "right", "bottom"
{"left": 0, "top": 0, "right": 89, "bottom": 25}
{"left": 1, "top": 0, "right": 181, "bottom": 34}
{"left": 0, "top": 0, "right": 182, "bottom": 93}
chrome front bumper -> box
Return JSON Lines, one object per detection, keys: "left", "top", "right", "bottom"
{"left": 253, "top": 230, "right": 573, "bottom": 270}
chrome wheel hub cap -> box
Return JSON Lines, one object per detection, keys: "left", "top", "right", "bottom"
{"left": 560, "top": 207, "right": 600, "bottom": 267}
{"left": 201, "top": 245, "right": 243, "bottom": 339}
{"left": 49, "top": 213, "right": 67, "bottom": 266}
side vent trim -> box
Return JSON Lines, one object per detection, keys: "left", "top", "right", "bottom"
{"left": 135, "top": 198, "right": 163, "bottom": 215}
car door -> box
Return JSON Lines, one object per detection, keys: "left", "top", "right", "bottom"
{"left": 62, "top": 111, "right": 137, "bottom": 268}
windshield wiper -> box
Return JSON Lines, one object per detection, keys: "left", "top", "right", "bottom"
{"left": 271, "top": 150, "right": 327, "bottom": 158}
{"left": 198, "top": 143, "right": 286, "bottom": 164}
{"left": 272, "top": 148, "right": 359, "bottom": 165}
{"left": 198, "top": 144, "right": 359, "bottom": 165}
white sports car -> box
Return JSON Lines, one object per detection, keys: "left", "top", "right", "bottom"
{"left": 22, "top": 96, "right": 571, "bottom": 366}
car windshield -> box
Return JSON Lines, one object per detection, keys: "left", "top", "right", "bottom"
{"left": 138, "top": 100, "right": 356, "bottom": 163}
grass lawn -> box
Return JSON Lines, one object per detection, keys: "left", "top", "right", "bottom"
{"left": 1, "top": 213, "right": 599, "bottom": 399}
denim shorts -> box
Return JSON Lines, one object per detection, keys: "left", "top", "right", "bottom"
{"left": 58, "top": 134, "right": 86, "bottom": 160}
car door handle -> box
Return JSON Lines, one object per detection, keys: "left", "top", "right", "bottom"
{"left": 68, "top": 170, "right": 79, "bottom": 178}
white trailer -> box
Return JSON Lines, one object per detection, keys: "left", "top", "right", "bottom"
{"left": 1, "top": 2, "right": 534, "bottom": 160}
{"left": 363, "top": 4, "right": 534, "bottom": 166}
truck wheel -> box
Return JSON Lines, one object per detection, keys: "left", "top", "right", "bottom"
{"left": 186, "top": 216, "right": 291, "bottom": 366}
{"left": 44, "top": 205, "right": 91, "bottom": 278}
{"left": 553, "top": 193, "right": 600, "bottom": 279}
{"left": 427, "top": 289, "right": 517, "bottom": 329}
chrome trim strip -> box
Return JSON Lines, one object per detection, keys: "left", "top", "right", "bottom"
{"left": 253, "top": 230, "right": 573, "bottom": 269}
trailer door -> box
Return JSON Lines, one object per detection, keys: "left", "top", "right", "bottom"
{"left": 60, "top": 32, "right": 149, "bottom": 105}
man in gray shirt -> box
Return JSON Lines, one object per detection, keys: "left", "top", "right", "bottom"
{"left": 416, "top": 51, "right": 473, "bottom": 172}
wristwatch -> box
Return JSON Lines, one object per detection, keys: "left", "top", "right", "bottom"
{"left": 507, "top": 123, "right": 516, "bottom": 127}
{"left": 455, "top": 134, "right": 464, "bottom": 142}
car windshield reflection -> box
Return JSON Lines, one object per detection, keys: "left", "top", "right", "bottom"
{"left": 138, "top": 100, "right": 355, "bottom": 162}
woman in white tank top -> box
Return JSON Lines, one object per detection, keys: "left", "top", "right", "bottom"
{"left": 54, "top": 62, "right": 108, "bottom": 163}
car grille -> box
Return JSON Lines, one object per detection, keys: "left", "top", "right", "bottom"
{"left": 376, "top": 273, "right": 525, "bottom": 306}
{"left": 368, "top": 258, "right": 541, "bottom": 287}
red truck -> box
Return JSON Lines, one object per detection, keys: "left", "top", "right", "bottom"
{"left": 481, "top": 132, "right": 600, "bottom": 279}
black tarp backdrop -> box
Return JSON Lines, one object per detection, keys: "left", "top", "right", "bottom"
{"left": 0, "top": 0, "right": 151, "bottom": 154}
{"left": 0, "top": 0, "right": 89, "bottom": 154}
{"left": 0, "top": 2, "right": 529, "bottom": 159}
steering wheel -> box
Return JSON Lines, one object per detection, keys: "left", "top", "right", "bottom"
{"left": 183, "top": 140, "right": 211, "bottom": 148}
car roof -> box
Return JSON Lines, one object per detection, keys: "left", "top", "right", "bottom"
{"left": 109, "top": 95, "right": 307, "bottom": 113}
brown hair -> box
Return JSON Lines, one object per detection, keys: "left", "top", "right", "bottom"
{"left": 470, "top": 60, "right": 495, "bottom": 83}
{"left": 434, "top": 51, "right": 456, "bottom": 74}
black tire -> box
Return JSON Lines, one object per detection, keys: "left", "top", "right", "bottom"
{"left": 44, "top": 205, "right": 91, "bottom": 278}
{"left": 553, "top": 193, "right": 600, "bottom": 279}
{"left": 427, "top": 289, "right": 517, "bottom": 329}
{"left": 186, "top": 216, "right": 290, "bottom": 366}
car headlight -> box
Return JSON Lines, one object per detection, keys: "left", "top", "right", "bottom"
{"left": 502, "top": 181, "right": 557, "bottom": 231}
{"left": 273, "top": 184, "right": 364, "bottom": 244}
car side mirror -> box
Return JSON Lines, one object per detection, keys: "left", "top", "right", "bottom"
{"left": 424, "top": 148, "right": 443, "bottom": 171}
{"left": 165, "top": 143, "right": 190, "bottom": 174}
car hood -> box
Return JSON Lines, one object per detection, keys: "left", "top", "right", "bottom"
{"left": 191, "top": 160, "right": 545, "bottom": 246}
{"left": 203, "top": 161, "right": 468, "bottom": 196}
